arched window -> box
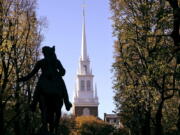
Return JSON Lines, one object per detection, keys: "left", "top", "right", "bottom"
{"left": 83, "top": 65, "right": 87, "bottom": 73}
{"left": 83, "top": 108, "right": 90, "bottom": 116}
{"left": 87, "top": 80, "right": 91, "bottom": 91}
{"left": 80, "top": 80, "right": 85, "bottom": 91}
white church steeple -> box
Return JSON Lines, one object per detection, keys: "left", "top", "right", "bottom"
{"left": 73, "top": 5, "right": 99, "bottom": 117}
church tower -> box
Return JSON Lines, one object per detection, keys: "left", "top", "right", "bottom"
{"left": 73, "top": 8, "right": 99, "bottom": 117}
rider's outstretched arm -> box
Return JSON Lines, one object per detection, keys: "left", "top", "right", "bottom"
{"left": 18, "top": 61, "right": 41, "bottom": 82}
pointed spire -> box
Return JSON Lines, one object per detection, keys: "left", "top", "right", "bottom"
{"left": 81, "top": 6, "right": 88, "bottom": 61}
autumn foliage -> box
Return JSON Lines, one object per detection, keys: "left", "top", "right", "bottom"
{"left": 111, "top": 0, "right": 180, "bottom": 135}
{"left": 0, "top": 0, "right": 44, "bottom": 135}
{"left": 75, "top": 116, "right": 115, "bottom": 135}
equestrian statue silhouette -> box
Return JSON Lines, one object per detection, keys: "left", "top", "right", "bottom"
{"left": 18, "top": 46, "right": 72, "bottom": 134}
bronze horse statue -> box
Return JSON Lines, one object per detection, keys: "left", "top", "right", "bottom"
{"left": 18, "top": 46, "right": 72, "bottom": 134}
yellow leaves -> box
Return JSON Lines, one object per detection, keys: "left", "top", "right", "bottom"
{"left": 0, "top": 40, "right": 13, "bottom": 52}
{"left": 76, "top": 116, "right": 105, "bottom": 126}
{"left": 75, "top": 115, "right": 115, "bottom": 135}
{"left": 111, "top": 0, "right": 180, "bottom": 132}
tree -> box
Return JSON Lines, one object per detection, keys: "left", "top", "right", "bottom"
{"left": 0, "top": 0, "right": 44, "bottom": 134}
{"left": 75, "top": 116, "right": 115, "bottom": 135}
{"left": 59, "top": 114, "right": 76, "bottom": 135}
{"left": 110, "top": 0, "right": 180, "bottom": 135}
{"left": 165, "top": 0, "right": 180, "bottom": 131}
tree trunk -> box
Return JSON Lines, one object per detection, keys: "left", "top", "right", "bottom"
{"left": 177, "top": 91, "right": 180, "bottom": 132}
{"left": 166, "top": 0, "right": 180, "bottom": 131}
{"left": 142, "top": 111, "right": 151, "bottom": 135}
{"left": 0, "top": 0, "right": 3, "bottom": 132}
{"left": 0, "top": 99, "right": 4, "bottom": 135}
{"left": 177, "top": 104, "right": 180, "bottom": 131}
{"left": 14, "top": 102, "right": 22, "bottom": 135}
{"left": 155, "top": 101, "right": 163, "bottom": 135}
{"left": 14, "top": 81, "right": 22, "bottom": 135}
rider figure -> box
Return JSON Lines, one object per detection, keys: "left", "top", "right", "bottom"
{"left": 18, "top": 46, "right": 72, "bottom": 111}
